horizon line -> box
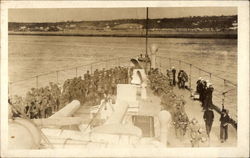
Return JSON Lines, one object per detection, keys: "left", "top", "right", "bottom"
{"left": 8, "top": 14, "right": 237, "bottom": 23}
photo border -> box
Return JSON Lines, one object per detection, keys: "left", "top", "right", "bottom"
{"left": 1, "top": 1, "right": 249, "bottom": 157}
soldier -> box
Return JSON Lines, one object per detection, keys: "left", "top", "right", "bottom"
{"left": 84, "top": 70, "right": 91, "bottom": 80}
{"left": 138, "top": 54, "right": 144, "bottom": 62}
{"left": 200, "top": 79, "right": 207, "bottom": 108}
{"left": 188, "top": 118, "right": 207, "bottom": 147}
{"left": 177, "top": 70, "right": 183, "bottom": 88}
{"left": 204, "top": 83, "right": 214, "bottom": 109}
{"left": 144, "top": 54, "right": 151, "bottom": 74}
{"left": 173, "top": 110, "right": 181, "bottom": 138}
{"left": 171, "top": 67, "right": 176, "bottom": 86}
{"left": 178, "top": 112, "right": 189, "bottom": 140}
{"left": 196, "top": 77, "right": 203, "bottom": 99}
{"left": 203, "top": 107, "right": 214, "bottom": 137}
{"left": 220, "top": 109, "right": 230, "bottom": 143}
{"left": 166, "top": 69, "right": 173, "bottom": 86}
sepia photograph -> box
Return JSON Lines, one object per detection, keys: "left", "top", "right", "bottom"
{"left": 1, "top": 1, "right": 249, "bottom": 157}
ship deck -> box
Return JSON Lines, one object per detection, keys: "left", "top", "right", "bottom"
{"left": 69, "top": 84, "right": 237, "bottom": 147}
{"left": 169, "top": 87, "right": 237, "bottom": 147}
{"left": 133, "top": 85, "right": 237, "bottom": 147}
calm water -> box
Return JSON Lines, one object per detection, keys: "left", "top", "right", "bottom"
{"left": 8, "top": 35, "right": 237, "bottom": 118}
{"left": 9, "top": 35, "right": 237, "bottom": 82}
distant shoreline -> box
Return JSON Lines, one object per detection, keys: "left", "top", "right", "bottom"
{"left": 8, "top": 31, "right": 237, "bottom": 39}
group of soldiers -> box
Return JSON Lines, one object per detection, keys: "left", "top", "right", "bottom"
{"left": 9, "top": 66, "right": 130, "bottom": 119}
{"left": 148, "top": 68, "right": 207, "bottom": 147}
{"left": 138, "top": 54, "right": 151, "bottom": 73}
{"left": 166, "top": 67, "right": 189, "bottom": 89}
{"left": 196, "top": 77, "right": 214, "bottom": 110}
{"left": 61, "top": 67, "right": 129, "bottom": 107}
{"left": 196, "top": 77, "right": 233, "bottom": 142}
{"left": 9, "top": 82, "right": 61, "bottom": 119}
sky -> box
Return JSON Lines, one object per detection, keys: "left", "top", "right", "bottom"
{"left": 8, "top": 7, "right": 237, "bottom": 22}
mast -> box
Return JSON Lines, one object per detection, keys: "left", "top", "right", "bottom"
{"left": 145, "top": 7, "right": 148, "bottom": 55}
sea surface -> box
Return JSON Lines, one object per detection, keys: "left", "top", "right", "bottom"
{"left": 8, "top": 35, "right": 237, "bottom": 118}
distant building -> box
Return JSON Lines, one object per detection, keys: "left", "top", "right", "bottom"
{"left": 56, "top": 26, "right": 63, "bottom": 31}
{"left": 230, "top": 21, "right": 238, "bottom": 30}
{"left": 19, "top": 26, "right": 26, "bottom": 31}
{"left": 69, "top": 24, "right": 76, "bottom": 28}
{"left": 113, "top": 23, "right": 143, "bottom": 30}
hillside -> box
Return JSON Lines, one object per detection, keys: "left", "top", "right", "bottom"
{"left": 9, "top": 15, "right": 237, "bottom": 32}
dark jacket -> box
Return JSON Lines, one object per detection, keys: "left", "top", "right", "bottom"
{"left": 203, "top": 109, "right": 214, "bottom": 123}
{"left": 220, "top": 113, "right": 230, "bottom": 126}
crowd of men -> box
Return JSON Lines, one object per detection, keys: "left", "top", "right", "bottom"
{"left": 9, "top": 82, "right": 61, "bottom": 119}
{"left": 61, "top": 67, "right": 129, "bottom": 107}
{"left": 9, "top": 66, "right": 130, "bottom": 119}
{"left": 9, "top": 57, "right": 233, "bottom": 145}
{"left": 166, "top": 67, "right": 189, "bottom": 89}
{"left": 148, "top": 68, "right": 207, "bottom": 147}
{"left": 196, "top": 77, "right": 233, "bottom": 142}
{"left": 196, "top": 78, "right": 214, "bottom": 110}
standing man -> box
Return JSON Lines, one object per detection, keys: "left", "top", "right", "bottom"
{"left": 205, "top": 83, "right": 214, "bottom": 109}
{"left": 171, "top": 67, "right": 176, "bottom": 86}
{"left": 203, "top": 107, "right": 214, "bottom": 137}
{"left": 167, "top": 69, "right": 173, "bottom": 86}
{"left": 220, "top": 109, "right": 230, "bottom": 143}
{"left": 144, "top": 54, "right": 151, "bottom": 74}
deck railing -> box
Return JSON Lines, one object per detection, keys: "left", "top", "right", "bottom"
{"left": 157, "top": 55, "right": 237, "bottom": 123}
{"left": 8, "top": 55, "right": 237, "bottom": 122}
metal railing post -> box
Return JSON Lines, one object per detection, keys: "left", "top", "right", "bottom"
{"left": 223, "top": 79, "right": 226, "bottom": 90}
{"left": 198, "top": 68, "right": 201, "bottom": 77}
{"left": 209, "top": 73, "right": 212, "bottom": 80}
{"left": 222, "top": 79, "right": 227, "bottom": 109}
{"left": 179, "top": 60, "right": 181, "bottom": 70}
{"left": 36, "top": 76, "right": 38, "bottom": 88}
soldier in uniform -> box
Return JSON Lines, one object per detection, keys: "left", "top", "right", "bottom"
{"left": 195, "top": 77, "right": 202, "bottom": 101}
{"left": 220, "top": 109, "right": 230, "bottom": 143}
{"left": 171, "top": 67, "right": 176, "bottom": 86}
{"left": 178, "top": 112, "right": 189, "bottom": 140}
{"left": 200, "top": 80, "right": 207, "bottom": 108}
{"left": 188, "top": 118, "right": 207, "bottom": 147}
{"left": 84, "top": 70, "right": 91, "bottom": 80}
{"left": 203, "top": 107, "right": 214, "bottom": 137}
{"left": 144, "top": 54, "right": 151, "bottom": 74}
{"left": 204, "top": 83, "right": 214, "bottom": 109}
{"left": 166, "top": 69, "right": 173, "bottom": 86}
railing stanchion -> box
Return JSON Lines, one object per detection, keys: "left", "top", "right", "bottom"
{"left": 189, "top": 64, "right": 192, "bottom": 90}
{"left": 223, "top": 79, "right": 226, "bottom": 90}
{"left": 179, "top": 60, "right": 181, "bottom": 70}
{"left": 36, "top": 76, "right": 38, "bottom": 89}
{"left": 198, "top": 68, "right": 201, "bottom": 77}
{"left": 76, "top": 67, "right": 78, "bottom": 77}
{"left": 209, "top": 73, "right": 212, "bottom": 80}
